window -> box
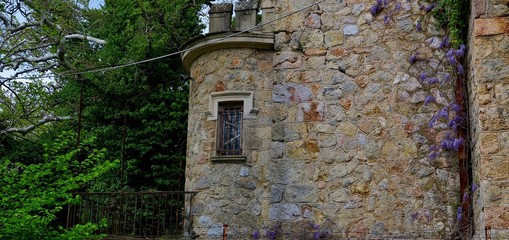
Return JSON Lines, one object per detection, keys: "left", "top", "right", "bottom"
{"left": 217, "top": 102, "right": 243, "bottom": 156}
{"left": 207, "top": 91, "right": 257, "bottom": 163}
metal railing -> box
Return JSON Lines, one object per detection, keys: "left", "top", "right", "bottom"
{"left": 67, "top": 191, "right": 198, "bottom": 238}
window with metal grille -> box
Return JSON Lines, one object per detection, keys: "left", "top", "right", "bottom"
{"left": 217, "top": 102, "right": 243, "bottom": 156}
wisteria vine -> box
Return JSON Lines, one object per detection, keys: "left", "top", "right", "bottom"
{"left": 370, "top": 0, "right": 474, "bottom": 230}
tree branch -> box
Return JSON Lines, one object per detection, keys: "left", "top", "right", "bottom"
{"left": 65, "top": 34, "right": 107, "bottom": 45}
{"left": 2, "top": 115, "right": 72, "bottom": 136}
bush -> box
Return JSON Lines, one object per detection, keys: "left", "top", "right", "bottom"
{"left": 0, "top": 131, "right": 119, "bottom": 239}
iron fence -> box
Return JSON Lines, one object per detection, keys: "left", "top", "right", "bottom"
{"left": 67, "top": 191, "right": 198, "bottom": 238}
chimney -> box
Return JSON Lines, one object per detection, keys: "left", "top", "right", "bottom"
{"left": 235, "top": 0, "right": 259, "bottom": 32}
{"left": 260, "top": 0, "right": 274, "bottom": 33}
{"left": 209, "top": 3, "right": 234, "bottom": 33}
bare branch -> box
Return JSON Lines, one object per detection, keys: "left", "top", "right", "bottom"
{"left": 0, "top": 13, "right": 9, "bottom": 26}
{"left": 13, "top": 54, "right": 58, "bottom": 63}
{"left": 2, "top": 115, "right": 72, "bottom": 136}
{"left": 7, "top": 22, "right": 42, "bottom": 33}
{"left": 65, "top": 34, "right": 107, "bottom": 45}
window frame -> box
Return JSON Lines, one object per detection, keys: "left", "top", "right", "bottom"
{"left": 216, "top": 101, "right": 244, "bottom": 156}
{"left": 207, "top": 91, "right": 257, "bottom": 163}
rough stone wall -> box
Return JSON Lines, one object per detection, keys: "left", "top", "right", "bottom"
{"left": 186, "top": 48, "right": 275, "bottom": 238}
{"left": 184, "top": 0, "right": 460, "bottom": 239}
{"left": 468, "top": 0, "right": 509, "bottom": 238}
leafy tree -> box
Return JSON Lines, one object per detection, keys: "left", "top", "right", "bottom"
{"left": 59, "top": 0, "right": 206, "bottom": 191}
{"left": 0, "top": 131, "right": 119, "bottom": 239}
{"left": 0, "top": 0, "right": 106, "bottom": 135}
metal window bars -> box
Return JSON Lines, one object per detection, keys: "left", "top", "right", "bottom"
{"left": 217, "top": 103, "right": 243, "bottom": 155}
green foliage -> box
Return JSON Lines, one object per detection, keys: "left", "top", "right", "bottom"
{"left": 433, "top": 0, "right": 468, "bottom": 47}
{"left": 57, "top": 0, "right": 205, "bottom": 191}
{"left": 0, "top": 131, "right": 118, "bottom": 239}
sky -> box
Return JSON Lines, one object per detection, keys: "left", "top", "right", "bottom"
{"left": 89, "top": 0, "right": 104, "bottom": 9}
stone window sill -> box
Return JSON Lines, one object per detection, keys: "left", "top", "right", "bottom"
{"left": 210, "top": 155, "right": 246, "bottom": 163}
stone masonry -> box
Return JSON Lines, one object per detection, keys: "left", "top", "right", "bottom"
{"left": 182, "top": 0, "right": 465, "bottom": 238}
{"left": 469, "top": 0, "right": 509, "bottom": 239}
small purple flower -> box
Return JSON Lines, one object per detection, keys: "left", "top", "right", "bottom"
{"left": 463, "top": 192, "right": 469, "bottom": 202}
{"left": 457, "top": 206, "right": 463, "bottom": 222}
{"left": 451, "top": 103, "right": 462, "bottom": 113}
{"left": 409, "top": 54, "right": 418, "bottom": 64}
{"left": 416, "top": 21, "right": 422, "bottom": 31}
{"left": 410, "top": 212, "right": 419, "bottom": 221}
{"left": 448, "top": 55, "right": 457, "bottom": 65}
{"left": 457, "top": 64, "right": 464, "bottom": 75}
{"left": 428, "top": 114, "right": 438, "bottom": 128}
{"left": 472, "top": 183, "right": 478, "bottom": 192}
{"left": 429, "top": 145, "right": 439, "bottom": 152}
{"left": 395, "top": 2, "right": 401, "bottom": 11}
{"left": 440, "top": 37, "right": 450, "bottom": 48}
{"left": 384, "top": 14, "right": 391, "bottom": 24}
{"left": 428, "top": 151, "right": 440, "bottom": 160}
{"left": 314, "top": 231, "right": 320, "bottom": 240}
{"left": 371, "top": 5, "right": 381, "bottom": 15}
{"left": 427, "top": 77, "right": 440, "bottom": 84}
{"left": 252, "top": 230, "right": 260, "bottom": 239}
{"left": 425, "top": 3, "right": 436, "bottom": 12}
{"left": 424, "top": 95, "right": 436, "bottom": 105}
{"left": 419, "top": 72, "right": 427, "bottom": 81}
{"left": 437, "top": 107, "right": 449, "bottom": 119}
{"left": 446, "top": 49, "right": 455, "bottom": 58}
{"left": 455, "top": 49, "right": 465, "bottom": 57}
{"left": 453, "top": 137, "right": 463, "bottom": 151}
{"left": 448, "top": 119, "right": 458, "bottom": 133}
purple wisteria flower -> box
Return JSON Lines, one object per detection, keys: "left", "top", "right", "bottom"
{"left": 448, "top": 55, "right": 457, "bottom": 65}
{"left": 410, "top": 211, "right": 419, "bottom": 221}
{"left": 425, "top": 3, "right": 436, "bottom": 12}
{"left": 371, "top": 0, "right": 385, "bottom": 15}
{"left": 428, "top": 150, "right": 440, "bottom": 160}
{"left": 252, "top": 230, "right": 260, "bottom": 239}
{"left": 416, "top": 21, "right": 422, "bottom": 31}
{"left": 451, "top": 103, "right": 462, "bottom": 113}
{"left": 472, "top": 183, "right": 478, "bottom": 192}
{"left": 314, "top": 231, "right": 320, "bottom": 240}
{"left": 371, "top": 5, "right": 381, "bottom": 15}
{"left": 453, "top": 137, "right": 463, "bottom": 151}
{"left": 457, "top": 206, "right": 463, "bottom": 222}
{"left": 463, "top": 192, "right": 469, "bottom": 202}
{"left": 409, "top": 54, "right": 418, "bottom": 64}
{"left": 426, "top": 77, "right": 440, "bottom": 84}
{"left": 419, "top": 72, "right": 427, "bottom": 81}
{"left": 457, "top": 64, "right": 464, "bottom": 75}
{"left": 440, "top": 37, "right": 450, "bottom": 48}
{"left": 395, "top": 2, "right": 401, "bottom": 11}
{"left": 455, "top": 48, "right": 465, "bottom": 57}
{"left": 384, "top": 14, "right": 391, "bottom": 24}
{"left": 446, "top": 49, "right": 455, "bottom": 58}
{"left": 424, "top": 95, "right": 436, "bottom": 105}
{"left": 437, "top": 107, "right": 449, "bottom": 120}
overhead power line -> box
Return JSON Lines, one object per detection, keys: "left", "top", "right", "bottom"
{"left": 3, "top": 0, "right": 326, "bottom": 80}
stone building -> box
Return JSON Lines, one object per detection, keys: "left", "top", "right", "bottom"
{"left": 181, "top": 0, "right": 509, "bottom": 239}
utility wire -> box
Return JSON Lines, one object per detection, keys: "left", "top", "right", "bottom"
{"left": 3, "top": 0, "right": 326, "bottom": 80}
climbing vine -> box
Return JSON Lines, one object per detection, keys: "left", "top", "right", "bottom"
{"left": 370, "top": 0, "right": 473, "bottom": 236}
{"left": 432, "top": 0, "right": 469, "bottom": 47}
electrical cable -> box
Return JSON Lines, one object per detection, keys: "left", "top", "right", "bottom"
{"left": 2, "top": 0, "right": 326, "bottom": 80}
